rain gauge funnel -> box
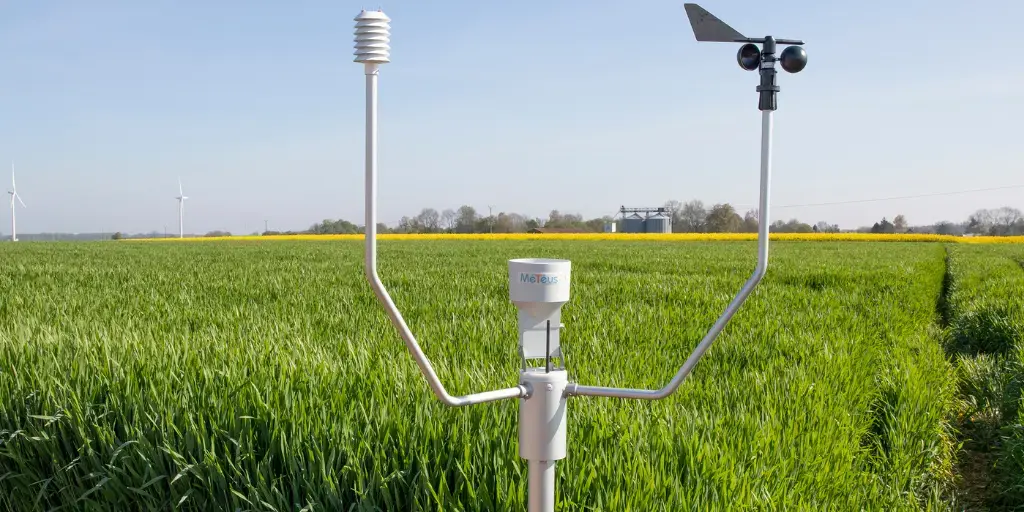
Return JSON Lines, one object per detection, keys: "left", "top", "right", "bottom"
{"left": 508, "top": 258, "right": 571, "bottom": 365}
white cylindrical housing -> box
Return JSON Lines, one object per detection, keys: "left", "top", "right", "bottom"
{"left": 509, "top": 258, "right": 571, "bottom": 360}
{"left": 509, "top": 258, "right": 570, "bottom": 304}
{"left": 353, "top": 10, "right": 391, "bottom": 64}
{"left": 519, "top": 368, "right": 568, "bottom": 461}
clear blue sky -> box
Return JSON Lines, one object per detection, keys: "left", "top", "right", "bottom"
{"left": 1, "top": 0, "right": 1021, "bottom": 235}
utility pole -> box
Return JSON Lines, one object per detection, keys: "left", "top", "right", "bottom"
{"left": 265, "top": 219, "right": 268, "bottom": 234}
{"left": 488, "top": 205, "right": 494, "bottom": 233}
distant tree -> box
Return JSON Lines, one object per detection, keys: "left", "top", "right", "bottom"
{"left": 441, "top": 209, "right": 457, "bottom": 232}
{"left": 679, "top": 200, "right": 707, "bottom": 232}
{"left": 545, "top": 210, "right": 585, "bottom": 229}
{"left": 505, "top": 212, "right": 529, "bottom": 232}
{"left": 742, "top": 209, "right": 759, "bottom": 233}
{"left": 414, "top": 208, "right": 441, "bottom": 233}
{"left": 309, "top": 218, "right": 359, "bottom": 234}
{"left": 204, "top": 230, "right": 232, "bottom": 237}
{"left": 111, "top": 232, "right": 123, "bottom": 240}
{"left": 870, "top": 217, "right": 895, "bottom": 234}
{"left": 584, "top": 216, "right": 613, "bottom": 232}
{"left": 367, "top": 198, "right": 1024, "bottom": 238}
{"left": 991, "top": 207, "right": 1024, "bottom": 236}
{"left": 488, "top": 212, "right": 529, "bottom": 233}
{"left": 967, "top": 209, "right": 994, "bottom": 234}
{"left": 473, "top": 216, "right": 494, "bottom": 233}
{"left": 545, "top": 210, "right": 564, "bottom": 228}
{"left": 396, "top": 216, "right": 414, "bottom": 233}
{"left": 455, "top": 205, "right": 478, "bottom": 233}
{"left": 934, "top": 221, "right": 958, "bottom": 235}
{"left": 893, "top": 214, "right": 908, "bottom": 233}
{"left": 705, "top": 203, "right": 743, "bottom": 233}
{"left": 492, "top": 212, "right": 513, "bottom": 233}
{"left": 781, "top": 219, "right": 813, "bottom": 233}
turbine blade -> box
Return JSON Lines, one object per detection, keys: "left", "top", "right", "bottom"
{"left": 683, "top": 3, "right": 746, "bottom": 42}
{"left": 16, "top": 193, "right": 25, "bottom": 208}
{"left": 178, "top": 177, "right": 183, "bottom": 196}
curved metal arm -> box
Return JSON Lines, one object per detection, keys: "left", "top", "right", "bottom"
{"left": 362, "top": 64, "right": 527, "bottom": 407}
{"left": 566, "top": 110, "right": 775, "bottom": 400}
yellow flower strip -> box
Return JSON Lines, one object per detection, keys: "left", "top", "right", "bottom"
{"left": 126, "top": 233, "right": 1024, "bottom": 243}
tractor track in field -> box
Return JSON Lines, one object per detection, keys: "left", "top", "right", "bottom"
{"left": 941, "top": 244, "right": 992, "bottom": 511}
{"left": 944, "top": 246, "right": 1024, "bottom": 511}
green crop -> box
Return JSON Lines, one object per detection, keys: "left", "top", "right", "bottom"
{"left": 942, "top": 244, "right": 1024, "bottom": 509}
{"left": 0, "top": 240, "right": 963, "bottom": 510}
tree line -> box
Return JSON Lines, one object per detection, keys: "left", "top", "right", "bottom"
{"left": 288, "top": 201, "right": 1022, "bottom": 236}
{"left": 102, "top": 201, "right": 1022, "bottom": 240}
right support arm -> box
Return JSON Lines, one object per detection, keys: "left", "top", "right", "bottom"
{"left": 566, "top": 110, "right": 775, "bottom": 400}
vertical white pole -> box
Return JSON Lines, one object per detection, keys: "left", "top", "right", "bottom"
{"left": 528, "top": 460, "right": 555, "bottom": 511}
{"left": 520, "top": 368, "right": 567, "bottom": 512}
{"left": 758, "top": 110, "right": 773, "bottom": 259}
{"left": 364, "top": 62, "right": 379, "bottom": 273}
{"left": 11, "top": 201, "right": 15, "bottom": 242}
{"left": 179, "top": 201, "right": 184, "bottom": 238}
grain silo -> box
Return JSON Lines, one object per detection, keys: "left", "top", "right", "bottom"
{"left": 623, "top": 213, "right": 645, "bottom": 233}
{"left": 644, "top": 213, "right": 672, "bottom": 233}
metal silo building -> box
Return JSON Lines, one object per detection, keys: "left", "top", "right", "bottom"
{"left": 623, "top": 214, "right": 645, "bottom": 233}
{"left": 644, "top": 213, "right": 671, "bottom": 233}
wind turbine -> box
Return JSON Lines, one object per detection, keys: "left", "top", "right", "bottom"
{"left": 175, "top": 177, "right": 188, "bottom": 238}
{"left": 8, "top": 165, "right": 26, "bottom": 242}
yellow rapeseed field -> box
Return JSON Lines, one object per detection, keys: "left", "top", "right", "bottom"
{"left": 128, "top": 233, "right": 1024, "bottom": 243}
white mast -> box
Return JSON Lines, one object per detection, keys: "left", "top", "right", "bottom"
{"left": 8, "top": 164, "right": 26, "bottom": 242}
{"left": 175, "top": 177, "right": 188, "bottom": 238}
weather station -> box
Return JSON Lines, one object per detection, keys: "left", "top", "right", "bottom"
{"left": 355, "top": 4, "right": 808, "bottom": 511}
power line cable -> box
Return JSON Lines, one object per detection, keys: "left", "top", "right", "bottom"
{"left": 734, "top": 184, "right": 1024, "bottom": 209}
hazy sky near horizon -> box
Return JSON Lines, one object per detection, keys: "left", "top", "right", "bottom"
{"left": 1, "top": 0, "right": 1021, "bottom": 235}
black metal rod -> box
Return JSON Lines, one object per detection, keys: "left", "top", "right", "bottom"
{"left": 545, "top": 320, "right": 551, "bottom": 373}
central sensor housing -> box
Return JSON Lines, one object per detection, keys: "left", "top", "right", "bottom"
{"left": 508, "top": 258, "right": 571, "bottom": 363}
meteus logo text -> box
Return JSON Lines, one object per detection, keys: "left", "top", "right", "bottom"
{"left": 520, "top": 272, "right": 561, "bottom": 285}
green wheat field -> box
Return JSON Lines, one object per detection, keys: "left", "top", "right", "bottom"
{"left": 1, "top": 240, "right": 1023, "bottom": 511}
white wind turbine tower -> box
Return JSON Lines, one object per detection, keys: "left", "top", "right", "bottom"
{"left": 8, "top": 165, "right": 27, "bottom": 242}
{"left": 175, "top": 177, "right": 188, "bottom": 238}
